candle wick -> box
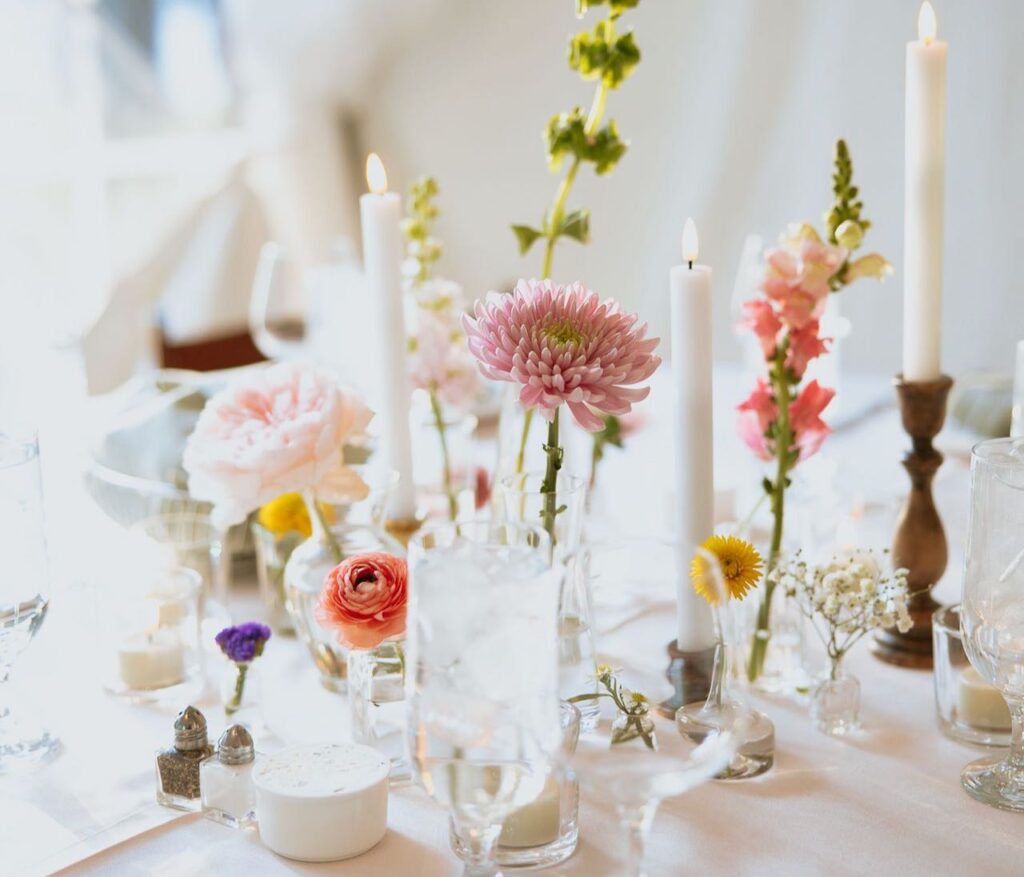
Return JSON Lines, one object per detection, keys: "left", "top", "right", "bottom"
{"left": 687, "top": 260, "right": 694, "bottom": 270}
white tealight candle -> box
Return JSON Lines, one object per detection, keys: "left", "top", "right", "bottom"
{"left": 360, "top": 153, "right": 417, "bottom": 519}
{"left": 117, "top": 628, "right": 185, "bottom": 690}
{"left": 499, "top": 775, "right": 562, "bottom": 848}
{"left": 903, "top": 1, "right": 947, "bottom": 382}
{"left": 669, "top": 218, "right": 716, "bottom": 651}
{"left": 957, "top": 666, "right": 1011, "bottom": 731}
{"left": 254, "top": 742, "right": 389, "bottom": 862}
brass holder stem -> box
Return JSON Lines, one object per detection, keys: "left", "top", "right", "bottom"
{"left": 656, "top": 640, "right": 716, "bottom": 719}
{"left": 871, "top": 374, "right": 953, "bottom": 669}
{"left": 384, "top": 516, "right": 426, "bottom": 548}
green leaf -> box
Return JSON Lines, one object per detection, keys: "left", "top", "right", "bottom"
{"left": 559, "top": 207, "right": 591, "bottom": 243}
{"left": 511, "top": 224, "right": 543, "bottom": 255}
{"left": 588, "top": 119, "right": 628, "bottom": 173}
{"left": 544, "top": 107, "right": 588, "bottom": 171}
{"left": 569, "top": 25, "right": 641, "bottom": 88}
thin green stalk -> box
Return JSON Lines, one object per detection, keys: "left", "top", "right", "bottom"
{"left": 227, "top": 662, "right": 248, "bottom": 715}
{"left": 429, "top": 389, "right": 458, "bottom": 521}
{"left": 515, "top": 407, "right": 535, "bottom": 476}
{"left": 747, "top": 346, "right": 792, "bottom": 682}
{"left": 540, "top": 408, "right": 563, "bottom": 549}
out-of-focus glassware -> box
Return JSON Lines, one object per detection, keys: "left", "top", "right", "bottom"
{"left": 349, "top": 639, "right": 410, "bottom": 784}
{"left": 251, "top": 521, "right": 301, "bottom": 635}
{"left": 0, "top": 432, "right": 59, "bottom": 772}
{"left": 136, "top": 511, "right": 224, "bottom": 605}
{"left": 100, "top": 566, "right": 204, "bottom": 706}
{"left": 933, "top": 604, "right": 1011, "bottom": 746}
{"left": 406, "top": 522, "right": 563, "bottom": 877}
{"left": 571, "top": 544, "right": 749, "bottom": 877}
{"left": 450, "top": 700, "right": 581, "bottom": 869}
{"left": 411, "top": 398, "right": 477, "bottom": 522}
{"left": 286, "top": 469, "right": 405, "bottom": 688}
{"left": 1011, "top": 340, "right": 1024, "bottom": 438}
{"left": 248, "top": 242, "right": 308, "bottom": 361}
{"left": 498, "top": 473, "right": 598, "bottom": 729}
{"left": 809, "top": 659, "right": 860, "bottom": 735}
{"left": 960, "top": 437, "right": 1024, "bottom": 811}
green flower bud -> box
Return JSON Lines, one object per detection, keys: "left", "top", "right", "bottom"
{"left": 834, "top": 219, "right": 864, "bottom": 250}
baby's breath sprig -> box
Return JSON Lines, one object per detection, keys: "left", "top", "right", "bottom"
{"left": 569, "top": 664, "right": 656, "bottom": 750}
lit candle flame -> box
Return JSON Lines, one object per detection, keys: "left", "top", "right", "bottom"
{"left": 682, "top": 217, "right": 699, "bottom": 264}
{"left": 366, "top": 153, "right": 388, "bottom": 194}
{"left": 918, "top": 1, "right": 937, "bottom": 44}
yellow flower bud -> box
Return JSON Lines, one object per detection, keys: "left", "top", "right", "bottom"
{"left": 834, "top": 219, "right": 864, "bottom": 250}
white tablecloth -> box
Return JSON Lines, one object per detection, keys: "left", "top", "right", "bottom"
{"left": 7, "top": 367, "right": 1024, "bottom": 877}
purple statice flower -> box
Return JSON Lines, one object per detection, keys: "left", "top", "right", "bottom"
{"left": 215, "top": 622, "right": 272, "bottom": 664}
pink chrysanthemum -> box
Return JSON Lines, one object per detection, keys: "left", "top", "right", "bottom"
{"left": 463, "top": 279, "right": 661, "bottom": 432}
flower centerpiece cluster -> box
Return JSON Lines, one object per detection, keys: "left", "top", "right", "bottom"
{"left": 739, "top": 140, "right": 892, "bottom": 683}
{"left": 402, "top": 177, "right": 482, "bottom": 520}
{"left": 216, "top": 622, "right": 272, "bottom": 716}
{"left": 183, "top": 362, "right": 373, "bottom": 563}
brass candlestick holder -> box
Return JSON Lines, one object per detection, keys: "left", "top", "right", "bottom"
{"left": 872, "top": 373, "right": 953, "bottom": 669}
{"left": 656, "top": 640, "right": 716, "bottom": 719}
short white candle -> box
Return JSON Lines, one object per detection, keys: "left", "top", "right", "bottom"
{"left": 499, "top": 775, "right": 562, "bottom": 848}
{"left": 957, "top": 666, "right": 1011, "bottom": 731}
{"left": 902, "top": 1, "right": 947, "bottom": 382}
{"left": 254, "top": 742, "right": 390, "bottom": 862}
{"left": 360, "top": 154, "right": 417, "bottom": 519}
{"left": 117, "top": 628, "right": 185, "bottom": 690}
{"left": 669, "top": 218, "right": 716, "bottom": 651}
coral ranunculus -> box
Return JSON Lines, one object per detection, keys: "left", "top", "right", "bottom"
{"left": 462, "top": 278, "right": 661, "bottom": 432}
{"left": 317, "top": 553, "right": 408, "bottom": 650}
{"left": 183, "top": 363, "right": 373, "bottom": 527}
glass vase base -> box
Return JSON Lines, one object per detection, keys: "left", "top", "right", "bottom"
{"left": 676, "top": 702, "right": 774, "bottom": 780}
{"left": 0, "top": 721, "right": 60, "bottom": 775}
{"left": 451, "top": 824, "right": 578, "bottom": 870}
{"left": 961, "top": 754, "right": 1024, "bottom": 812}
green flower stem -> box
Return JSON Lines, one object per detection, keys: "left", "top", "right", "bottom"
{"left": 540, "top": 408, "right": 563, "bottom": 550}
{"left": 226, "top": 661, "right": 248, "bottom": 716}
{"left": 515, "top": 407, "right": 535, "bottom": 476}
{"left": 304, "top": 493, "right": 343, "bottom": 565}
{"left": 428, "top": 389, "right": 458, "bottom": 521}
{"left": 746, "top": 345, "right": 793, "bottom": 683}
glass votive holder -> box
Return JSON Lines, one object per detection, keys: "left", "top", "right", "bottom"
{"left": 252, "top": 521, "right": 302, "bottom": 636}
{"left": 101, "top": 566, "right": 204, "bottom": 705}
{"left": 449, "top": 701, "right": 581, "bottom": 869}
{"left": 933, "top": 604, "right": 1011, "bottom": 747}
{"left": 137, "top": 511, "right": 225, "bottom": 605}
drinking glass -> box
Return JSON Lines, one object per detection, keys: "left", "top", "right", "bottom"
{"left": 0, "top": 432, "right": 59, "bottom": 772}
{"left": 960, "top": 437, "right": 1024, "bottom": 811}
{"left": 570, "top": 543, "right": 749, "bottom": 877}
{"left": 248, "top": 242, "right": 308, "bottom": 361}
{"left": 406, "top": 522, "right": 563, "bottom": 876}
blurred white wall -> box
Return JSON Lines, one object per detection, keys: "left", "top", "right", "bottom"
{"left": 363, "top": 0, "right": 1023, "bottom": 377}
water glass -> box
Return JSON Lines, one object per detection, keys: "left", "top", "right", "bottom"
{"left": 960, "top": 437, "right": 1024, "bottom": 811}
{"left": 406, "top": 522, "right": 563, "bottom": 876}
{"left": 0, "top": 432, "right": 59, "bottom": 772}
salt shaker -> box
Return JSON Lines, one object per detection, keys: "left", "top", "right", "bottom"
{"left": 156, "top": 705, "right": 215, "bottom": 811}
{"left": 200, "top": 724, "right": 257, "bottom": 829}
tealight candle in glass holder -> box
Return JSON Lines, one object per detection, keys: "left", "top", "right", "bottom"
{"left": 101, "top": 567, "right": 204, "bottom": 705}
{"left": 933, "top": 604, "right": 1011, "bottom": 746}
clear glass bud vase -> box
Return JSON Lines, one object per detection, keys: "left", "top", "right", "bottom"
{"left": 348, "top": 639, "right": 411, "bottom": 784}
{"left": 810, "top": 657, "right": 860, "bottom": 735}
{"left": 498, "top": 472, "right": 598, "bottom": 729}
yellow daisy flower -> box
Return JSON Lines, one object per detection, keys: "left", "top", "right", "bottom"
{"left": 690, "top": 535, "right": 764, "bottom": 605}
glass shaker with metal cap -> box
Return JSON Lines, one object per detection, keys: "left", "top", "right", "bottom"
{"left": 156, "top": 705, "right": 215, "bottom": 811}
{"left": 200, "top": 724, "right": 258, "bottom": 828}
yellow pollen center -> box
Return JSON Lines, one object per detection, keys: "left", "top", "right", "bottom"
{"left": 543, "top": 319, "right": 586, "bottom": 348}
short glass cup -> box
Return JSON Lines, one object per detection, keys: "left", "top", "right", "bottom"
{"left": 100, "top": 566, "right": 204, "bottom": 705}
{"left": 450, "top": 701, "right": 580, "bottom": 869}
{"left": 933, "top": 604, "right": 1011, "bottom": 746}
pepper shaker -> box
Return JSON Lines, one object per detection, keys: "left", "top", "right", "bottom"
{"left": 155, "top": 705, "right": 215, "bottom": 811}
{"left": 200, "top": 724, "right": 258, "bottom": 829}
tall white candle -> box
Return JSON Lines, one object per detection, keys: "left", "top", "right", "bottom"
{"left": 903, "top": 1, "right": 947, "bottom": 382}
{"left": 669, "top": 218, "right": 715, "bottom": 651}
{"left": 360, "top": 154, "right": 417, "bottom": 518}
